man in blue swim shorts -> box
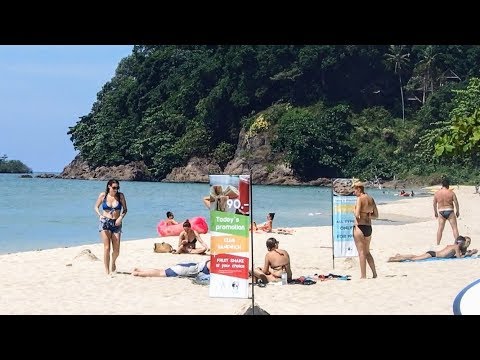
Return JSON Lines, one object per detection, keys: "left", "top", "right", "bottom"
{"left": 132, "top": 260, "right": 210, "bottom": 278}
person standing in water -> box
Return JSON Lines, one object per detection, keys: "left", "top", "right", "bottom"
{"left": 352, "top": 181, "right": 378, "bottom": 279}
{"left": 94, "top": 179, "right": 128, "bottom": 275}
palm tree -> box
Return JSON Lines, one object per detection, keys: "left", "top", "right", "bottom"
{"left": 418, "top": 46, "right": 439, "bottom": 103}
{"left": 385, "top": 45, "right": 410, "bottom": 125}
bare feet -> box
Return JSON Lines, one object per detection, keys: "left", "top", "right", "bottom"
{"left": 466, "top": 249, "right": 478, "bottom": 256}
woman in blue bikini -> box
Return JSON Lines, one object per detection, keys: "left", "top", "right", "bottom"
{"left": 94, "top": 179, "right": 128, "bottom": 275}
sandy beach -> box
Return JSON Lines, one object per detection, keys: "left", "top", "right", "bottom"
{"left": 1, "top": 185, "right": 479, "bottom": 315}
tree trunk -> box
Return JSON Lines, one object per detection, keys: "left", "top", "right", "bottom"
{"left": 399, "top": 74, "right": 405, "bottom": 125}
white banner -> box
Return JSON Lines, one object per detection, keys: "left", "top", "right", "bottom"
{"left": 208, "top": 174, "right": 250, "bottom": 298}
{"left": 332, "top": 178, "right": 358, "bottom": 258}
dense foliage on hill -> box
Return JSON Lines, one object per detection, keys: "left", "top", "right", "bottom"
{"left": 0, "top": 155, "right": 32, "bottom": 173}
{"left": 67, "top": 45, "right": 480, "bottom": 184}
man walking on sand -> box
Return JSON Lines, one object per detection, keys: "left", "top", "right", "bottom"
{"left": 433, "top": 178, "right": 460, "bottom": 245}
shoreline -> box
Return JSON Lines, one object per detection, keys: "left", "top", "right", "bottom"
{"left": 1, "top": 185, "right": 479, "bottom": 314}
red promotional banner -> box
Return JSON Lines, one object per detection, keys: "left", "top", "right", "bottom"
{"left": 210, "top": 253, "right": 249, "bottom": 279}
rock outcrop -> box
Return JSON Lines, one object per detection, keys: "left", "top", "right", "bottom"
{"left": 60, "top": 155, "right": 153, "bottom": 181}
{"left": 59, "top": 126, "right": 331, "bottom": 185}
{"left": 163, "top": 157, "right": 222, "bottom": 183}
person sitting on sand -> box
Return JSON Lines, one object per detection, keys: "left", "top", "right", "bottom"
{"left": 252, "top": 237, "right": 292, "bottom": 285}
{"left": 132, "top": 259, "right": 210, "bottom": 277}
{"left": 388, "top": 236, "right": 477, "bottom": 262}
{"left": 251, "top": 212, "right": 275, "bottom": 232}
{"left": 165, "top": 211, "right": 178, "bottom": 226}
{"left": 173, "top": 219, "right": 208, "bottom": 254}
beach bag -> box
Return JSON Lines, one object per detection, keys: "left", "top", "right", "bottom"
{"left": 153, "top": 242, "right": 173, "bottom": 253}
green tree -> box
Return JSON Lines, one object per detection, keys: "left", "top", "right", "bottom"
{"left": 273, "top": 104, "right": 352, "bottom": 180}
{"left": 434, "top": 77, "right": 480, "bottom": 160}
{"left": 0, "top": 155, "right": 32, "bottom": 173}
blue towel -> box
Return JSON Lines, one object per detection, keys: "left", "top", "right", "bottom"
{"left": 403, "top": 256, "right": 479, "bottom": 262}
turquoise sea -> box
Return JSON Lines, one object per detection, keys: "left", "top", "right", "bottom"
{"left": 0, "top": 173, "right": 407, "bottom": 254}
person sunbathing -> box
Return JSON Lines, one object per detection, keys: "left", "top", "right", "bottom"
{"left": 252, "top": 237, "right": 292, "bottom": 285}
{"left": 251, "top": 212, "right": 275, "bottom": 232}
{"left": 388, "top": 236, "right": 477, "bottom": 262}
{"left": 132, "top": 259, "right": 210, "bottom": 278}
{"left": 272, "top": 227, "right": 294, "bottom": 235}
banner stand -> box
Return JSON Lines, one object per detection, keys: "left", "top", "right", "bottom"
{"left": 208, "top": 174, "right": 251, "bottom": 299}
{"left": 331, "top": 178, "right": 358, "bottom": 268}
{"left": 330, "top": 179, "right": 335, "bottom": 269}
{"left": 249, "top": 170, "right": 255, "bottom": 314}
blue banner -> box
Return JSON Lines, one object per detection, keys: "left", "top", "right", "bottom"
{"left": 332, "top": 178, "right": 358, "bottom": 258}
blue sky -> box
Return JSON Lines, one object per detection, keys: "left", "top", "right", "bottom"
{"left": 0, "top": 45, "right": 133, "bottom": 172}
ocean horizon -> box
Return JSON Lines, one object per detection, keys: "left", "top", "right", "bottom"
{"left": 0, "top": 173, "right": 412, "bottom": 254}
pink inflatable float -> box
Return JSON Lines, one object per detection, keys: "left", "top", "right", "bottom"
{"left": 157, "top": 216, "right": 209, "bottom": 237}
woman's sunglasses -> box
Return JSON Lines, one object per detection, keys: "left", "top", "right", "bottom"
{"left": 111, "top": 186, "right": 120, "bottom": 190}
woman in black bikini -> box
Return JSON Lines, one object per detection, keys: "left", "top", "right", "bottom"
{"left": 353, "top": 181, "right": 379, "bottom": 279}
{"left": 174, "top": 219, "right": 208, "bottom": 254}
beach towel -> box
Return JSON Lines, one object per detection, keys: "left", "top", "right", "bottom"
{"left": 314, "top": 273, "right": 352, "bottom": 281}
{"left": 401, "top": 256, "right": 480, "bottom": 263}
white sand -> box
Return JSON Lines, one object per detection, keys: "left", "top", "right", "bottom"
{"left": 1, "top": 185, "right": 478, "bottom": 315}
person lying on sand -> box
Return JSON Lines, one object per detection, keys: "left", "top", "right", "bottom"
{"left": 388, "top": 236, "right": 477, "bottom": 262}
{"left": 132, "top": 259, "right": 210, "bottom": 277}
{"left": 272, "top": 228, "right": 294, "bottom": 235}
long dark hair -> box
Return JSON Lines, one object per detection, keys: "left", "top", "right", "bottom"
{"left": 104, "top": 179, "right": 120, "bottom": 201}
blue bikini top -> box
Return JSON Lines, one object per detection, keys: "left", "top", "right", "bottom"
{"left": 102, "top": 196, "right": 122, "bottom": 214}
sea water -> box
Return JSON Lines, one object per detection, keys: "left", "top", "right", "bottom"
{"left": 0, "top": 173, "right": 405, "bottom": 254}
